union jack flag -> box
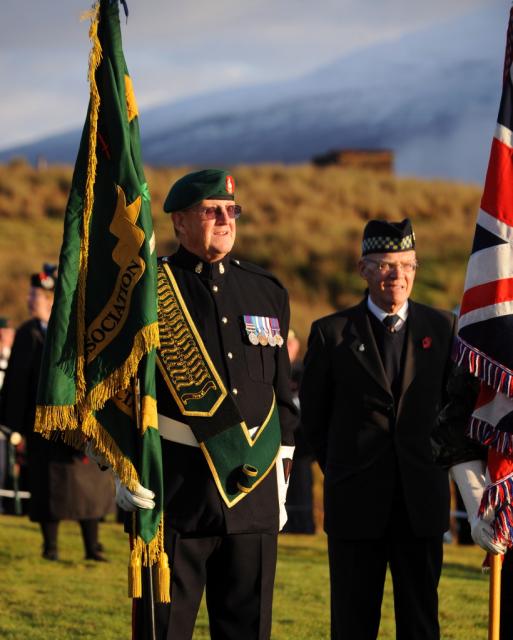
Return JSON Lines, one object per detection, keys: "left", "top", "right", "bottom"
{"left": 456, "top": 6, "right": 513, "bottom": 545}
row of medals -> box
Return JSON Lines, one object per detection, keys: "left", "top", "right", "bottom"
{"left": 248, "top": 330, "right": 284, "bottom": 347}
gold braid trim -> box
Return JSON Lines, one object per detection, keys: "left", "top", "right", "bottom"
{"left": 129, "top": 516, "right": 171, "bottom": 603}
{"left": 84, "top": 322, "right": 160, "bottom": 411}
{"left": 76, "top": 1, "right": 102, "bottom": 403}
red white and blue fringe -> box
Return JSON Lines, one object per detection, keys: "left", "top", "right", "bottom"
{"left": 465, "top": 401, "right": 513, "bottom": 546}
{"left": 468, "top": 417, "right": 513, "bottom": 457}
{"left": 455, "top": 337, "right": 513, "bottom": 398}
{"left": 478, "top": 470, "right": 513, "bottom": 544}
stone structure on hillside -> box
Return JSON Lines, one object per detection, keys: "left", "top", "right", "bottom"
{"left": 312, "top": 149, "right": 394, "bottom": 173}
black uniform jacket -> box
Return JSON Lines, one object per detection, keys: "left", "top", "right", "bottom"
{"left": 299, "top": 298, "right": 456, "bottom": 539}
{"left": 156, "top": 246, "right": 297, "bottom": 536}
{"left": 1, "top": 318, "right": 114, "bottom": 522}
{"left": 431, "top": 365, "right": 484, "bottom": 469}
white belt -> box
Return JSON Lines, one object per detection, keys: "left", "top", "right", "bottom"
{"left": 158, "top": 414, "right": 199, "bottom": 447}
{"left": 158, "top": 413, "right": 260, "bottom": 447}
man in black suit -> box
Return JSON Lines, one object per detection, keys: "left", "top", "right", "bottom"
{"left": 299, "top": 219, "right": 456, "bottom": 640}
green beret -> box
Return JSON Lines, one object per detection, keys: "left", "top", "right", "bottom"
{"left": 163, "top": 169, "right": 235, "bottom": 213}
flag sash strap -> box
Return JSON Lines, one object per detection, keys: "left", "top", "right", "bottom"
{"left": 156, "top": 261, "right": 281, "bottom": 507}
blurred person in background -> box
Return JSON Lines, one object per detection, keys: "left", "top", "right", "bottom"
{"left": 1, "top": 264, "right": 114, "bottom": 561}
{"left": 300, "top": 219, "right": 456, "bottom": 640}
{"left": 282, "top": 328, "right": 315, "bottom": 534}
{"left": 0, "top": 317, "right": 14, "bottom": 389}
{"left": 0, "top": 317, "right": 15, "bottom": 514}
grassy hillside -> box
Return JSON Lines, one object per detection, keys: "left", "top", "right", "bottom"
{"left": 0, "top": 159, "right": 482, "bottom": 341}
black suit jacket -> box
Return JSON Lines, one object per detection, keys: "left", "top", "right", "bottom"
{"left": 299, "top": 298, "right": 456, "bottom": 539}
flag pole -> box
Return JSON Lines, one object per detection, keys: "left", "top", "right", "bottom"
{"left": 131, "top": 376, "right": 157, "bottom": 640}
{"left": 488, "top": 553, "right": 502, "bottom": 640}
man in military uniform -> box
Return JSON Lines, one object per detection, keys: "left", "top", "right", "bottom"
{"left": 299, "top": 219, "right": 456, "bottom": 640}
{"left": 119, "top": 169, "right": 297, "bottom": 640}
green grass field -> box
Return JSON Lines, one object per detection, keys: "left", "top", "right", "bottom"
{"left": 0, "top": 514, "right": 491, "bottom": 639}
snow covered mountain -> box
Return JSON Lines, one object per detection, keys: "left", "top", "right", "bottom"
{"left": 1, "top": 4, "right": 506, "bottom": 182}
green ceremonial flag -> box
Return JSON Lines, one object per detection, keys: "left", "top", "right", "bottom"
{"left": 35, "top": 0, "right": 168, "bottom": 600}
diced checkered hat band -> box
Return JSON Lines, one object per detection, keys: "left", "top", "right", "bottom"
{"left": 362, "top": 234, "right": 415, "bottom": 255}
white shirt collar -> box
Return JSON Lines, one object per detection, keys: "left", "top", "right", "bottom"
{"left": 367, "top": 296, "right": 409, "bottom": 327}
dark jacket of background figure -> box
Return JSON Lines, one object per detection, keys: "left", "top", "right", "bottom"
{"left": 299, "top": 298, "right": 456, "bottom": 539}
{"left": 0, "top": 318, "right": 114, "bottom": 522}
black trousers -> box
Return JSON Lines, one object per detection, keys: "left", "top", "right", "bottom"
{"left": 328, "top": 517, "right": 443, "bottom": 640}
{"left": 134, "top": 531, "right": 278, "bottom": 640}
{"left": 282, "top": 456, "right": 315, "bottom": 534}
{"left": 40, "top": 519, "right": 99, "bottom": 556}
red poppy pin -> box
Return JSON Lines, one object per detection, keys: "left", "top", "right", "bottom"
{"left": 422, "top": 336, "right": 432, "bottom": 349}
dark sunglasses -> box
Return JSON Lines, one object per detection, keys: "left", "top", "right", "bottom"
{"left": 194, "top": 204, "right": 242, "bottom": 221}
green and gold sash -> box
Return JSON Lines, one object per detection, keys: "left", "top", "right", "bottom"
{"left": 157, "top": 261, "right": 281, "bottom": 507}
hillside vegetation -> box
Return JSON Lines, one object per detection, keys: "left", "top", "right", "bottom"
{"left": 0, "top": 159, "right": 482, "bottom": 341}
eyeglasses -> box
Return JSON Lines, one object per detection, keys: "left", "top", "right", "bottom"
{"left": 365, "top": 259, "right": 418, "bottom": 274}
{"left": 193, "top": 204, "right": 242, "bottom": 221}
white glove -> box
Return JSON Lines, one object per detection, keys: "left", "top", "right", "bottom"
{"left": 450, "top": 460, "right": 506, "bottom": 555}
{"left": 115, "top": 476, "right": 155, "bottom": 512}
{"left": 276, "top": 445, "right": 295, "bottom": 531}
{"left": 470, "top": 517, "right": 507, "bottom": 555}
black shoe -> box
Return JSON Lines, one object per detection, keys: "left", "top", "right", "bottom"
{"left": 42, "top": 549, "right": 59, "bottom": 561}
{"left": 85, "top": 551, "right": 108, "bottom": 562}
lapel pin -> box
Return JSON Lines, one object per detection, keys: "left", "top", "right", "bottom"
{"left": 358, "top": 343, "right": 365, "bottom": 352}
{"left": 422, "top": 336, "right": 432, "bottom": 349}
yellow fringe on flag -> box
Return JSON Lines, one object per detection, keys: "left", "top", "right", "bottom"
{"left": 34, "top": 404, "right": 78, "bottom": 436}
{"left": 76, "top": 1, "right": 102, "bottom": 404}
{"left": 128, "top": 517, "right": 171, "bottom": 603}
{"left": 154, "top": 518, "right": 171, "bottom": 603}
{"left": 34, "top": 404, "right": 140, "bottom": 491}
{"left": 156, "top": 551, "right": 171, "bottom": 604}
{"left": 128, "top": 548, "right": 142, "bottom": 599}
{"left": 85, "top": 322, "right": 160, "bottom": 411}
{"left": 80, "top": 9, "right": 96, "bottom": 21}
{"left": 79, "top": 412, "right": 141, "bottom": 490}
